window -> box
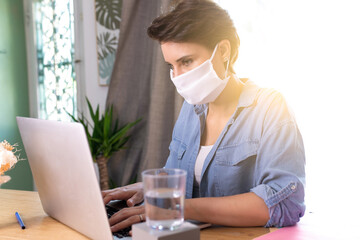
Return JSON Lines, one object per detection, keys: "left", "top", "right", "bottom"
{"left": 25, "top": 0, "right": 77, "bottom": 121}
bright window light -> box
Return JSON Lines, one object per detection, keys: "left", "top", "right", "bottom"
{"left": 218, "top": 0, "right": 360, "bottom": 216}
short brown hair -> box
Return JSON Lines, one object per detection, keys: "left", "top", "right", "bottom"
{"left": 147, "top": 0, "right": 240, "bottom": 73}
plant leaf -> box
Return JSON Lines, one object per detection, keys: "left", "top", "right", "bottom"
{"left": 103, "top": 106, "right": 112, "bottom": 141}
{"left": 86, "top": 97, "right": 96, "bottom": 122}
{"left": 71, "top": 97, "right": 141, "bottom": 160}
{"left": 108, "top": 118, "right": 141, "bottom": 146}
{"left": 65, "top": 109, "right": 79, "bottom": 123}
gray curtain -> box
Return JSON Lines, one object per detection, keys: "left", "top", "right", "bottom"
{"left": 106, "top": 0, "right": 183, "bottom": 186}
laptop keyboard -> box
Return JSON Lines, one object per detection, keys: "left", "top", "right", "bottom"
{"left": 106, "top": 205, "right": 131, "bottom": 238}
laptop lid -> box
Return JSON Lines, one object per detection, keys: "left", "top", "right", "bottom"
{"left": 17, "top": 117, "right": 113, "bottom": 240}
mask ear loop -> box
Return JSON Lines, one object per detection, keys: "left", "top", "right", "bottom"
{"left": 224, "top": 57, "right": 230, "bottom": 79}
{"left": 210, "top": 44, "right": 219, "bottom": 61}
{"left": 212, "top": 44, "right": 230, "bottom": 80}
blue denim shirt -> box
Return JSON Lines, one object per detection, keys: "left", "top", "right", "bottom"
{"left": 164, "top": 80, "right": 306, "bottom": 227}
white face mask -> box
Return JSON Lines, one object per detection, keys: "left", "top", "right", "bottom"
{"left": 170, "top": 44, "right": 230, "bottom": 105}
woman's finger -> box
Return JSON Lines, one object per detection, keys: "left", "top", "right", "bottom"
{"left": 103, "top": 182, "right": 144, "bottom": 205}
{"left": 109, "top": 206, "right": 145, "bottom": 226}
{"left": 110, "top": 215, "right": 140, "bottom": 232}
{"left": 127, "top": 191, "right": 144, "bottom": 207}
{"left": 109, "top": 206, "right": 146, "bottom": 232}
{"left": 103, "top": 187, "right": 134, "bottom": 204}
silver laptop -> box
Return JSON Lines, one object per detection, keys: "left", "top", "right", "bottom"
{"left": 17, "top": 117, "right": 130, "bottom": 240}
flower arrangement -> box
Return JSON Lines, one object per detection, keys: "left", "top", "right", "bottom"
{"left": 0, "top": 140, "right": 19, "bottom": 185}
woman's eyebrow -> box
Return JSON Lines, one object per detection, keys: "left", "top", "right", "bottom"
{"left": 176, "top": 55, "right": 193, "bottom": 63}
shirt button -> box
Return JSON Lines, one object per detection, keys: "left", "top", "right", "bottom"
{"left": 291, "top": 185, "right": 296, "bottom": 190}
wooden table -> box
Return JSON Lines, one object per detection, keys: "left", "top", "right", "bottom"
{"left": 0, "top": 189, "right": 275, "bottom": 239}
{"left": 0, "top": 189, "right": 87, "bottom": 239}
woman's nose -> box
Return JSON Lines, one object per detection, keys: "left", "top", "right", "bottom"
{"left": 172, "top": 68, "right": 183, "bottom": 78}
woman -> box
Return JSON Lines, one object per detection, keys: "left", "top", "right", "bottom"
{"left": 103, "top": 0, "right": 305, "bottom": 232}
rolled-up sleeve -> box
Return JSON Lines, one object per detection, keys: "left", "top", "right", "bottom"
{"left": 251, "top": 93, "right": 306, "bottom": 227}
{"left": 251, "top": 180, "right": 305, "bottom": 227}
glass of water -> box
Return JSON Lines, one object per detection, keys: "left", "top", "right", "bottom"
{"left": 142, "top": 168, "right": 187, "bottom": 231}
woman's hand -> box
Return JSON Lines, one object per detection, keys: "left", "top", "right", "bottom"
{"left": 102, "top": 182, "right": 144, "bottom": 207}
{"left": 108, "top": 198, "right": 179, "bottom": 232}
{"left": 108, "top": 205, "right": 145, "bottom": 232}
{"left": 102, "top": 182, "right": 145, "bottom": 232}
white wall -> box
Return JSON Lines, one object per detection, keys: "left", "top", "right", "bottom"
{"left": 219, "top": 0, "right": 360, "bottom": 217}
{"left": 74, "top": 0, "right": 108, "bottom": 118}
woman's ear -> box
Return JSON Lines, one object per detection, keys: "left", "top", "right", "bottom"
{"left": 218, "top": 39, "right": 231, "bottom": 62}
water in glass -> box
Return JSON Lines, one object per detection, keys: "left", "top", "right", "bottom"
{"left": 145, "top": 188, "right": 184, "bottom": 230}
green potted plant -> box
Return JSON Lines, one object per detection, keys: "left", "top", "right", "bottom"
{"left": 68, "top": 98, "right": 141, "bottom": 190}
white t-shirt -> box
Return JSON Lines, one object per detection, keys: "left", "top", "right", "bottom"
{"left": 194, "top": 145, "right": 213, "bottom": 185}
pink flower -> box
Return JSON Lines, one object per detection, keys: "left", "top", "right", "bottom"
{"left": 0, "top": 140, "right": 19, "bottom": 185}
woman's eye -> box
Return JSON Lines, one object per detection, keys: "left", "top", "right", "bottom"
{"left": 182, "top": 59, "right": 193, "bottom": 66}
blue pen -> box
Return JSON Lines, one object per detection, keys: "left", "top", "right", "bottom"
{"left": 15, "top": 212, "right": 26, "bottom": 229}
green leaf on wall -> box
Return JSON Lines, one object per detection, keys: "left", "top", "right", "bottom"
{"left": 99, "top": 52, "right": 115, "bottom": 85}
{"left": 95, "top": 0, "right": 122, "bottom": 30}
{"left": 97, "top": 32, "right": 117, "bottom": 60}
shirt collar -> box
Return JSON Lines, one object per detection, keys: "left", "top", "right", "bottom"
{"left": 236, "top": 79, "right": 260, "bottom": 108}
{"left": 193, "top": 103, "right": 207, "bottom": 115}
